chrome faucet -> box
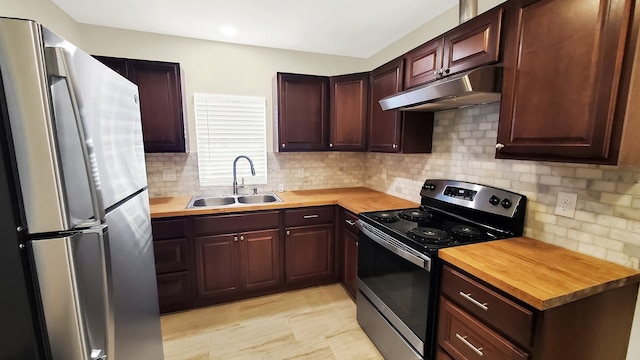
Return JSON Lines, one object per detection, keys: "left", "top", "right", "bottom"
{"left": 233, "top": 155, "right": 256, "bottom": 195}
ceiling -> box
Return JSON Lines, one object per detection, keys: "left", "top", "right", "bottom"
{"left": 51, "top": 0, "right": 458, "bottom": 58}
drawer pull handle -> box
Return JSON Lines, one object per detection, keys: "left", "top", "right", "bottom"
{"left": 455, "top": 334, "right": 484, "bottom": 356}
{"left": 459, "top": 292, "right": 488, "bottom": 311}
{"left": 303, "top": 214, "right": 319, "bottom": 219}
{"left": 345, "top": 220, "right": 356, "bottom": 226}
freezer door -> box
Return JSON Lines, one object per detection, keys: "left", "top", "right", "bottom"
{"left": 106, "top": 189, "right": 164, "bottom": 360}
{"left": 31, "top": 228, "right": 113, "bottom": 360}
{"left": 43, "top": 28, "right": 147, "bottom": 211}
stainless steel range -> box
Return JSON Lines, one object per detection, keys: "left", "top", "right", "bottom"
{"left": 356, "top": 179, "right": 526, "bottom": 360}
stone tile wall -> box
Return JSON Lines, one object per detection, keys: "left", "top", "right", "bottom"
{"left": 145, "top": 102, "right": 640, "bottom": 269}
{"left": 364, "top": 103, "right": 640, "bottom": 269}
{"left": 145, "top": 152, "right": 365, "bottom": 197}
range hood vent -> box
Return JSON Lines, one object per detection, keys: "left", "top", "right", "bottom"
{"left": 379, "top": 65, "right": 502, "bottom": 112}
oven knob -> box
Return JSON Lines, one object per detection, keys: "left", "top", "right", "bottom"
{"left": 501, "top": 198, "right": 512, "bottom": 209}
{"left": 489, "top": 195, "right": 501, "bottom": 206}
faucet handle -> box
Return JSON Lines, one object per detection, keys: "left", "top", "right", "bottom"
{"left": 253, "top": 187, "right": 258, "bottom": 195}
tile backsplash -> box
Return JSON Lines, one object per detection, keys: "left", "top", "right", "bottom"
{"left": 364, "top": 103, "right": 640, "bottom": 270}
{"left": 145, "top": 152, "right": 365, "bottom": 197}
{"left": 145, "top": 102, "right": 640, "bottom": 269}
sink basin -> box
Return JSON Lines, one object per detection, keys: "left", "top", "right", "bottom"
{"left": 186, "top": 193, "right": 283, "bottom": 208}
{"left": 237, "top": 194, "right": 281, "bottom": 204}
{"left": 191, "top": 197, "right": 236, "bottom": 207}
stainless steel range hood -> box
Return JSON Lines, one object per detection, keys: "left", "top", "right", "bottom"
{"left": 379, "top": 65, "right": 502, "bottom": 111}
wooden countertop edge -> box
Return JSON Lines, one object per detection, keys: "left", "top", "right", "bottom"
{"left": 149, "top": 187, "right": 419, "bottom": 218}
{"left": 439, "top": 241, "right": 640, "bottom": 311}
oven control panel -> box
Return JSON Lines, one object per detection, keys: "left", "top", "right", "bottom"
{"left": 443, "top": 186, "right": 477, "bottom": 201}
{"left": 421, "top": 179, "right": 525, "bottom": 218}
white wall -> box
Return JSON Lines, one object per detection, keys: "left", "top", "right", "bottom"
{"left": 0, "top": 0, "right": 80, "bottom": 43}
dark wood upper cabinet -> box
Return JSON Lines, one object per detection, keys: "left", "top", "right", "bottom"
{"left": 496, "top": 0, "right": 638, "bottom": 164}
{"left": 369, "top": 58, "right": 434, "bottom": 153}
{"left": 94, "top": 56, "right": 186, "bottom": 153}
{"left": 404, "top": 38, "right": 443, "bottom": 89}
{"left": 274, "top": 73, "right": 329, "bottom": 151}
{"left": 442, "top": 7, "right": 503, "bottom": 77}
{"left": 329, "top": 73, "right": 369, "bottom": 151}
{"left": 404, "top": 7, "right": 503, "bottom": 89}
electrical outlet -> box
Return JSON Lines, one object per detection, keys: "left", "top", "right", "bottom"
{"left": 554, "top": 192, "right": 578, "bottom": 218}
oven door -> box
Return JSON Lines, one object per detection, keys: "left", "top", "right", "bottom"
{"left": 357, "top": 225, "right": 439, "bottom": 360}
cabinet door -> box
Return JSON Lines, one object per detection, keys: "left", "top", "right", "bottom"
{"left": 239, "top": 229, "right": 281, "bottom": 291}
{"left": 404, "top": 38, "right": 443, "bottom": 88}
{"left": 342, "top": 227, "right": 359, "bottom": 299}
{"left": 368, "top": 59, "right": 404, "bottom": 152}
{"left": 194, "top": 234, "right": 240, "bottom": 299}
{"left": 329, "top": 73, "right": 369, "bottom": 151}
{"left": 497, "top": 0, "right": 632, "bottom": 162}
{"left": 276, "top": 73, "right": 329, "bottom": 151}
{"left": 156, "top": 271, "right": 190, "bottom": 313}
{"left": 285, "top": 224, "right": 334, "bottom": 283}
{"left": 442, "top": 7, "right": 503, "bottom": 76}
{"left": 127, "top": 60, "right": 185, "bottom": 153}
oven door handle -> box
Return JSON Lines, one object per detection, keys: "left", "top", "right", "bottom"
{"left": 360, "top": 225, "right": 432, "bottom": 271}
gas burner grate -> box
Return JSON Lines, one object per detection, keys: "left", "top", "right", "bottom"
{"left": 398, "top": 209, "right": 432, "bottom": 222}
{"left": 407, "top": 227, "right": 451, "bottom": 244}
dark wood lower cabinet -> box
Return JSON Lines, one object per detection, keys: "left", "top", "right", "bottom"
{"left": 285, "top": 224, "right": 334, "bottom": 283}
{"left": 156, "top": 271, "right": 191, "bottom": 313}
{"left": 195, "top": 229, "right": 280, "bottom": 301}
{"left": 341, "top": 210, "right": 359, "bottom": 300}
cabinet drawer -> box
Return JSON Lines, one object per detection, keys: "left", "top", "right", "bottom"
{"left": 343, "top": 210, "right": 359, "bottom": 234}
{"left": 442, "top": 266, "right": 534, "bottom": 347}
{"left": 285, "top": 206, "right": 334, "bottom": 227}
{"left": 438, "top": 297, "right": 528, "bottom": 360}
{"left": 153, "top": 238, "right": 188, "bottom": 274}
{"left": 151, "top": 218, "right": 187, "bottom": 240}
{"left": 157, "top": 271, "right": 190, "bottom": 313}
{"left": 193, "top": 211, "right": 279, "bottom": 236}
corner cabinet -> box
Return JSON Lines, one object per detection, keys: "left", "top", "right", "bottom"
{"left": 192, "top": 211, "right": 281, "bottom": 306}
{"left": 284, "top": 206, "right": 336, "bottom": 285}
{"left": 274, "top": 73, "right": 329, "bottom": 151}
{"left": 404, "top": 7, "right": 503, "bottom": 89}
{"left": 496, "top": 0, "right": 640, "bottom": 164}
{"left": 368, "top": 58, "right": 434, "bottom": 153}
{"left": 94, "top": 56, "right": 186, "bottom": 153}
{"left": 329, "top": 73, "right": 369, "bottom": 151}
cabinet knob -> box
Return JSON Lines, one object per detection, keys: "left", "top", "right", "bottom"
{"left": 356, "top": 241, "right": 358, "bottom": 246}
{"left": 286, "top": 230, "right": 290, "bottom": 235}
{"left": 433, "top": 70, "right": 439, "bottom": 76}
{"left": 281, "top": 143, "right": 286, "bottom": 148}
{"left": 234, "top": 236, "right": 238, "bottom": 242}
{"left": 329, "top": 143, "right": 333, "bottom": 148}
{"left": 495, "top": 143, "right": 505, "bottom": 150}
{"left": 345, "top": 219, "right": 356, "bottom": 226}
{"left": 240, "top": 235, "right": 245, "bottom": 241}
{"left": 443, "top": 68, "right": 450, "bottom": 75}
{"left": 392, "top": 144, "right": 398, "bottom": 149}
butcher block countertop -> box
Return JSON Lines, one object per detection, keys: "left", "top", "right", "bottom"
{"left": 149, "top": 187, "right": 419, "bottom": 218}
{"left": 439, "top": 237, "right": 640, "bottom": 311}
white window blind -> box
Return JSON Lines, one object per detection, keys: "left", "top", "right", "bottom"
{"left": 194, "top": 93, "right": 267, "bottom": 187}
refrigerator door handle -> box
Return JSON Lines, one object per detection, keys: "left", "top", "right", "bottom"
{"left": 31, "top": 225, "right": 114, "bottom": 360}
{"left": 44, "top": 46, "right": 105, "bottom": 227}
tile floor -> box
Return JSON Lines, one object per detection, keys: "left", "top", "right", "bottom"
{"left": 161, "top": 284, "right": 384, "bottom": 359}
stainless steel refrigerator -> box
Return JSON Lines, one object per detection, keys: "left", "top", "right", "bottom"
{"left": 0, "top": 17, "right": 164, "bottom": 360}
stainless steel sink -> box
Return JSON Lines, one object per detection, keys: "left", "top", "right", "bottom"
{"left": 191, "top": 197, "right": 236, "bottom": 207}
{"left": 186, "top": 193, "right": 283, "bottom": 208}
{"left": 237, "top": 194, "right": 281, "bottom": 204}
